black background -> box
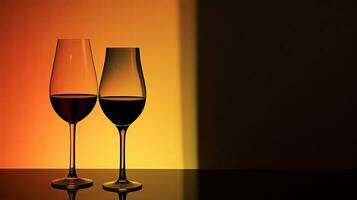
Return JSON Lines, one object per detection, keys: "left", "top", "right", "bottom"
{"left": 197, "top": 0, "right": 357, "bottom": 169}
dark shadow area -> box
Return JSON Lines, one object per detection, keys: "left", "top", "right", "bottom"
{"left": 197, "top": 0, "right": 357, "bottom": 169}
{"left": 196, "top": 170, "right": 357, "bottom": 199}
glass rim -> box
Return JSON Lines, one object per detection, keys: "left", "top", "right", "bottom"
{"left": 57, "top": 38, "right": 91, "bottom": 41}
{"left": 106, "top": 47, "right": 140, "bottom": 50}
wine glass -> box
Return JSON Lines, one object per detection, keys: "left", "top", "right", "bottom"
{"left": 99, "top": 48, "right": 146, "bottom": 192}
{"left": 49, "top": 39, "right": 98, "bottom": 189}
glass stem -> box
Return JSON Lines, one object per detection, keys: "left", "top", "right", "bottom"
{"left": 68, "top": 123, "right": 77, "bottom": 178}
{"left": 117, "top": 126, "right": 128, "bottom": 183}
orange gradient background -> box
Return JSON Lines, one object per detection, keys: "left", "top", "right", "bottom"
{"left": 0, "top": 0, "right": 197, "bottom": 169}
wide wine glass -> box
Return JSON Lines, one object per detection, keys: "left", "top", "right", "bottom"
{"left": 99, "top": 48, "right": 146, "bottom": 192}
{"left": 49, "top": 39, "right": 98, "bottom": 189}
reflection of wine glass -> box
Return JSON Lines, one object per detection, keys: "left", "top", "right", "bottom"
{"left": 50, "top": 39, "right": 97, "bottom": 189}
{"left": 62, "top": 189, "right": 77, "bottom": 200}
{"left": 99, "top": 48, "right": 146, "bottom": 192}
{"left": 67, "top": 190, "right": 77, "bottom": 200}
{"left": 51, "top": 185, "right": 84, "bottom": 200}
{"left": 116, "top": 191, "right": 134, "bottom": 200}
{"left": 103, "top": 186, "right": 142, "bottom": 200}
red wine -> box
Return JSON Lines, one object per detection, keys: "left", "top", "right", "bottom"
{"left": 50, "top": 94, "right": 97, "bottom": 124}
{"left": 99, "top": 96, "right": 146, "bottom": 126}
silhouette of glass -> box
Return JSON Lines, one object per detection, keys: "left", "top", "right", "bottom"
{"left": 99, "top": 48, "right": 146, "bottom": 192}
{"left": 50, "top": 39, "right": 97, "bottom": 189}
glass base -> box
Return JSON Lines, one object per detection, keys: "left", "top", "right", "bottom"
{"left": 103, "top": 180, "right": 142, "bottom": 192}
{"left": 51, "top": 177, "right": 93, "bottom": 190}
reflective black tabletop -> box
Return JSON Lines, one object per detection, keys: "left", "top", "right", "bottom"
{"left": 1, "top": 169, "right": 357, "bottom": 199}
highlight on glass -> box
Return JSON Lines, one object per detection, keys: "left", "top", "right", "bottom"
{"left": 49, "top": 39, "right": 98, "bottom": 189}
{"left": 99, "top": 48, "right": 146, "bottom": 192}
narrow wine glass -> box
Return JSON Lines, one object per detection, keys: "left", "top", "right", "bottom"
{"left": 99, "top": 48, "right": 146, "bottom": 192}
{"left": 49, "top": 39, "right": 98, "bottom": 189}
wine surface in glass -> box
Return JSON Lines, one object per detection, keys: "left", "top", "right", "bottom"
{"left": 99, "top": 96, "right": 145, "bottom": 126}
{"left": 50, "top": 94, "right": 97, "bottom": 124}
